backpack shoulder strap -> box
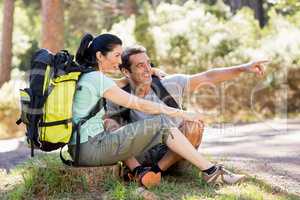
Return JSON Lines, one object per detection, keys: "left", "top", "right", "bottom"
{"left": 104, "top": 84, "right": 132, "bottom": 123}
{"left": 63, "top": 96, "right": 105, "bottom": 167}
{"left": 151, "top": 75, "right": 180, "bottom": 109}
{"left": 75, "top": 97, "right": 105, "bottom": 166}
{"left": 119, "top": 84, "right": 131, "bottom": 122}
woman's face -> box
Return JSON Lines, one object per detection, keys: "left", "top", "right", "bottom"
{"left": 97, "top": 45, "right": 123, "bottom": 73}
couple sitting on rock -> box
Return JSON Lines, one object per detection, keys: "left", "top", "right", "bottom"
{"left": 68, "top": 33, "right": 267, "bottom": 188}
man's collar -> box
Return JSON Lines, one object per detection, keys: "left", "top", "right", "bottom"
{"left": 129, "top": 81, "right": 151, "bottom": 97}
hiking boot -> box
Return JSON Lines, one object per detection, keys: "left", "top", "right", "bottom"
{"left": 202, "top": 164, "right": 245, "bottom": 185}
{"left": 139, "top": 170, "right": 161, "bottom": 189}
{"left": 220, "top": 165, "right": 246, "bottom": 184}
{"left": 128, "top": 166, "right": 161, "bottom": 189}
{"left": 202, "top": 164, "right": 224, "bottom": 184}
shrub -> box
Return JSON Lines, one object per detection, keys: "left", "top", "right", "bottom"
{"left": 108, "top": 0, "right": 300, "bottom": 121}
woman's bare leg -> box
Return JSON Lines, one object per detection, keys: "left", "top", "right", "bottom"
{"left": 165, "top": 127, "right": 213, "bottom": 170}
{"left": 163, "top": 127, "right": 245, "bottom": 185}
{"left": 157, "top": 121, "right": 204, "bottom": 171}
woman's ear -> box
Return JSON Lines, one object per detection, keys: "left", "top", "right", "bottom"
{"left": 96, "top": 51, "right": 103, "bottom": 63}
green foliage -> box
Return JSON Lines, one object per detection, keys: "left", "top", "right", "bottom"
{"left": 102, "top": 175, "right": 127, "bottom": 200}
{"left": 11, "top": 0, "right": 127, "bottom": 67}
{"left": 134, "top": 3, "right": 158, "bottom": 65}
{"left": 110, "top": 0, "right": 300, "bottom": 121}
{"left": 272, "top": 0, "right": 300, "bottom": 16}
{"left": 12, "top": 0, "right": 41, "bottom": 70}
{"left": 4, "top": 0, "right": 300, "bottom": 123}
{"left": 17, "top": 40, "right": 38, "bottom": 71}
{"left": 167, "top": 35, "right": 192, "bottom": 70}
{"left": 203, "top": 0, "right": 232, "bottom": 20}
{"left": 64, "top": 0, "right": 105, "bottom": 52}
{"left": 64, "top": 0, "right": 128, "bottom": 52}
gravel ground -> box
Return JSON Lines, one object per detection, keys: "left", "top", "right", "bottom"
{"left": 0, "top": 137, "right": 37, "bottom": 172}
{"left": 201, "top": 118, "right": 300, "bottom": 196}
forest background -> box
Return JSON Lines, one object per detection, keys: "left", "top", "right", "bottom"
{"left": 0, "top": 0, "right": 299, "bottom": 139}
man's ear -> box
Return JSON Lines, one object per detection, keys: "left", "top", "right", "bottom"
{"left": 121, "top": 68, "right": 131, "bottom": 79}
{"left": 96, "top": 51, "right": 103, "bottom": 62}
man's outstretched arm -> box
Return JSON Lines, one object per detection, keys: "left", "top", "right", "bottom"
{"left": 187, "top": 60, "right": 268, "bottom": 92}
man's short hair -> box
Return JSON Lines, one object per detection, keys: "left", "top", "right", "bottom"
{"left": 119, "top": 45, "right": 146, "bottom": 72}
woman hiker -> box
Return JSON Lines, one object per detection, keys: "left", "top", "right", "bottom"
{"left": 68, "top": 33, "right": 245, "bottom": 189}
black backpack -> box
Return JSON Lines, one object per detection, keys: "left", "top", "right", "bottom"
{"left": 17, "top": 48, "right": 103, "bottom": 166}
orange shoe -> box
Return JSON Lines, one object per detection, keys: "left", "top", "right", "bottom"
{"left": 128, "top": 166, "right": 161, "bottom": 188}
{"left": 139, "top": 170, "right": 161, "bottom": 188}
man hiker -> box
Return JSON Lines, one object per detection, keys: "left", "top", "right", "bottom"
{"left": 104, "top": 45, "right": 266, "bottom": 185}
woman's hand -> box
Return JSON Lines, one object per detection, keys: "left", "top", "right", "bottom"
{"left": 103, "top": 118, "right": 120, "bottom": 132}
{"left": 151, "top": 68, "right": 168, "bottom": 79}
{"left": 181, "top": 111, "right": 203, "bottom": 123}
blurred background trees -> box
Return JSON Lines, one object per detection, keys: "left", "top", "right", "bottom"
{"left": 0, "top": 0, "right": 14, "bottom": 86}
{"left": 0, "top": 0, "right": 299, "bottom": 138}
{"left": 223, "top": 0, "right": 265, "bottom": 27}
{"left": 1, "top": 0, "right": 300, "bottom": 76}
{"left": 41, "top": 0, "right": 64, "bottom": 52}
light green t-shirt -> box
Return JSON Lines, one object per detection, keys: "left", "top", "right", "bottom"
{"left": 70, "top": 71, "right": 116, "bottom": 144}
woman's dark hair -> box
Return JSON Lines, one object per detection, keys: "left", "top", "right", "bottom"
{"left": 75, "top": 33, "right": 122, "bottom": 67}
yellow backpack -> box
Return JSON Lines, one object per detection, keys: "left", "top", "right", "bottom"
{"left": 17, "top": 49, "right": 102, "bottom": 166}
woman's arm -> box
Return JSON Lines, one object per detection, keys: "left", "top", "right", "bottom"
{"left": 152, "top": 67, "right": 168, "bottom": 78}
{"left": 103, "top": 85, "right": 200, "bottom": 122}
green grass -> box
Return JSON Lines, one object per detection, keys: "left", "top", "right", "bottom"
{"left": 1, "top": 153, "right": 299, "bottom": 200}
{"left": 1, "top": 153, "right": 91, "bottom": 200}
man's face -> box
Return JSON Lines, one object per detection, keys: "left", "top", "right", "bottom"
{"left": 127, "top": 53, "right": 152, "bottom": 85}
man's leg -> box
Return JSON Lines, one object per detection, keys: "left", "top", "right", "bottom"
{"left": 157, "top": 120, "right": 204, "bottom": 171}
{"left": 124, "top": 157, "right": 141, "bottom": 170}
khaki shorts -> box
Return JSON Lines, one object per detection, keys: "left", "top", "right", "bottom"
{"left": 135, "top": 142, "right": 191, "bottom": 174}
{"left": 136, "top": 119, "right": 201, "bottom": 173}
{"left": 136, "top": 143, "right": 168, "bottom": 166}
{"left": 68, "top": 116, "right": 172, "bottom": 166}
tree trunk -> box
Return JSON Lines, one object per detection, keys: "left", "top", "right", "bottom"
{"left": 0, "top": 0, "right": 15, "bottom": 87}
{"left": 41, "top": 0, "right": 64, "bottom": 53}
{"left": 224, "top": 0, "right": 265, "bottom": 27}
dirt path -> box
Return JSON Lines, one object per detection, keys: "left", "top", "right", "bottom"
{"left": 0, "top": 137, "right": 42, "bottom": 172}
{"left": 201, "top": 118, "right": 300, "bottom": 196}
{"left": 1, "top": 118, "right": 299, "bottom": 196}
